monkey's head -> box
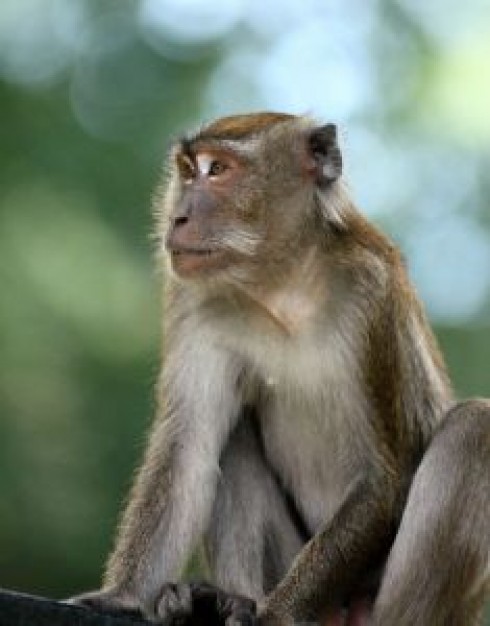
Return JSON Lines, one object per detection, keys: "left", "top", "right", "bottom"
{"left": 159, "top": 112, "right": 344, "bottom": 284}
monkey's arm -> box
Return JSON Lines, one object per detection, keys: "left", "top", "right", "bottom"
{"left": 76, "top": 324, "right": 244, "bottom": 620}
{"left": 260, "top": 476, "right": 396, "bottom": 625}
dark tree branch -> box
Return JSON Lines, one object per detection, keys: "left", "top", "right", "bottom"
{"left": 0, "top": 589, "right": 149, "bottom": 626}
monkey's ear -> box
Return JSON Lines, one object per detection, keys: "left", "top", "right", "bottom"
{"left": 306, "top": 124, "right": 342, "bottom": 186}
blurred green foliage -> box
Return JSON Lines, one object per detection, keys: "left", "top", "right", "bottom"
{"left": 0, "top": 1, "right": 489, "bottom": 621}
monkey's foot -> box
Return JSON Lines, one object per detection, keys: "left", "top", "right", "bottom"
{"left": 192, "top": 582, "right": 256, "bottom": 626}
{"left": 154, "top": 582, "right": 256, "bottom": 626}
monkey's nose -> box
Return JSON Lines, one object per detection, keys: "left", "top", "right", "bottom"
{"left": 166, "top": 215, "right": 202, "bottom": 252}
{"left": 173, "top": 215, "right": 189, "bottom": 228}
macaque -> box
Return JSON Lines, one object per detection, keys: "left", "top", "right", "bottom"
{"left": 74, "top": 113, "right": 490, "bottom": 625}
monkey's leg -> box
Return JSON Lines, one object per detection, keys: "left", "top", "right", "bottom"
{"left": 372, "top": 399, "right": 490, "bottom": 626}
{"left": 206, "top": 414, "right": 304, "bottom": 602}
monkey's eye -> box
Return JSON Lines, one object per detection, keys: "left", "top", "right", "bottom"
{"left": 208, "top": 160, "right": 227, "bottom": 177}
{"left": 196, "top": 153, "right": 228, "bottom": 179}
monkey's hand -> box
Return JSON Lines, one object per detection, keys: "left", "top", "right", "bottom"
{"left": 155, "top": 582, "right": 257, "bottom": 626}
{"left": 70, "top": 583, "right": 256, "bottom": 625}
{"left": 197, "top": 582, "right": 257, "bottom": 626}
{"left": 69, "top": 585, "right": 191, "bottom": 625}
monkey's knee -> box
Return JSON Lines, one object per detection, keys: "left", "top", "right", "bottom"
{"left": 372, "top": 398, "right": 490, "bottom": 625}
{"left": 436, "top": 397, "right": 490, "bottom": 437}
{"left": 428, "top": 398, "right": 490, "bottom": 487}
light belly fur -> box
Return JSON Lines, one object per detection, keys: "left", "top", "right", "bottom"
{"left": 222, "top": 321, "right": 374, "bottom": 534}
{"left": 260, "top": 382, "right": 370, "bottom": 534}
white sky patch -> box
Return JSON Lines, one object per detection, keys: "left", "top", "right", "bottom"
{"left": 203, "top": 49, "right": 265, "bottom": 117}
{"left": 398, "top": 0, "right": 490, "bottom": 48}
{"left": 138, "top": 0, "right": 245, "bottom": 43}
{"left": 0, "top": 0, "right": 87, "bottom": 86}
{"left": 256, "top": 18, "right": 373, "bottom": 121}
{"left": 406, "top": 215, "right": 490, "bottom": 323}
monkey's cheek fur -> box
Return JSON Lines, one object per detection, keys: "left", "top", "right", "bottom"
{"left": 170, "top": 249, "right": 230, "bottom": 277}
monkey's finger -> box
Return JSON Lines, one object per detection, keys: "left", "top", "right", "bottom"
{"left": 219, "top": 596, "right": 256, "bottom": 617}
{"left": 155, "top": 583, "right": 193, "bottom": 625}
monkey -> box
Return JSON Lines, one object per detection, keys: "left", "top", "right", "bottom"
{"left": 73, "top": 112, "right": 490, "bottom": 626}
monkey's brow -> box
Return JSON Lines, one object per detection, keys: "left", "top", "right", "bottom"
{"left": 177, "top": 135, "right": 260, "bottom": 159}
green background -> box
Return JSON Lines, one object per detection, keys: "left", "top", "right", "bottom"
{"left": 0, "top": 0, "right": 489, "bottom": 620}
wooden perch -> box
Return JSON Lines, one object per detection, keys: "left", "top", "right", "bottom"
{"left": 0, "top": 587, "right": 233, "bottom": 625}
{"left": 0, "top": 589, "right": 150, "bottom": 626}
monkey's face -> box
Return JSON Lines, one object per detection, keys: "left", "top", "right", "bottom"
{"left": 164, "top": 145, "right": 257, "bottom": 279}
{"left": 161, "top": 113, "right": 342, "bottom": 283}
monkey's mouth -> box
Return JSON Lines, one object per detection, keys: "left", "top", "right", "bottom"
{"left": 169, "top": 246, "right": 227, "bottom": 276}
{"left": 171, "top": 248, "right": 217, "bottom": 256}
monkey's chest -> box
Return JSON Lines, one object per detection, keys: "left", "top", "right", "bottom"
{"left": 225, "top": 319, "right": 372, "bottom": 531}
{"left": 260, "top": 387, "right": 369, "bottom": 534}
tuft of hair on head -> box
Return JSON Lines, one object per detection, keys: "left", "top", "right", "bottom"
{"left": 193, "top": 112, "right": 297, "bottom": 142}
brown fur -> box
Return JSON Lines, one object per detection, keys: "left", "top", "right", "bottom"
{"left": 194, "top": 112, "right": 296, "bottom": 141}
